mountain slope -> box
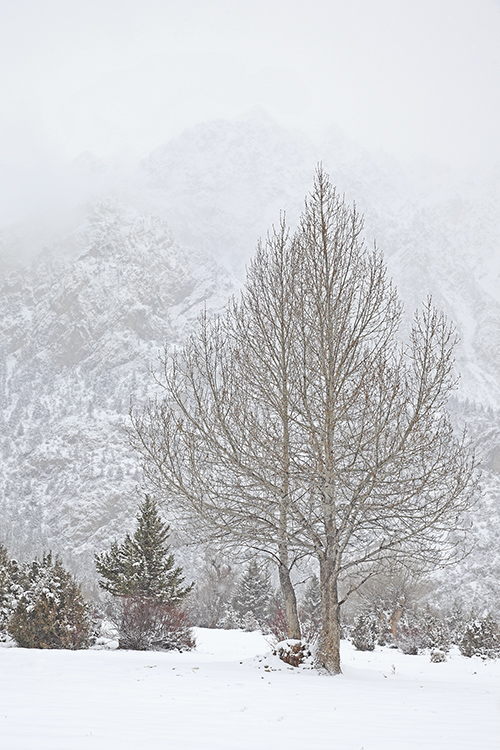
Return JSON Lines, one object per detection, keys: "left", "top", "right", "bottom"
{"left": 0, "top": 201, "right": 234, "bottom": 577}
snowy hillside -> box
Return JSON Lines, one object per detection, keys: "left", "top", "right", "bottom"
{"left": 0, "top": 201, "right": 235, "bottom": 575}
{"left": 0, "top": 110, "right": 499, "bottom": 611}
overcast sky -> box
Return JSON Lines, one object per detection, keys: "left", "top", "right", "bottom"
{"left": 1, "top": 0, "right": 499, "bottom": 225}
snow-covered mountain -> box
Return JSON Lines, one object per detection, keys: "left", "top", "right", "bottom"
{"left": 140, "top": 110, "right": 500, "bottom": 407}
{"left": 0, "top": 201, "right": 234, "bottom": 580}
{"left": 0, "top": 109, "right": 499, "bottom": 610}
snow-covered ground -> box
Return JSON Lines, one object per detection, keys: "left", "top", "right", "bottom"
{"left": 1, "top": 629, "right": 499, "bottom": 749}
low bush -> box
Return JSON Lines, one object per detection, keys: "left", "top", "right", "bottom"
{"left": 394, "top": 617, "right": 427, "bottom": 655}
{"left": 459, "top": 614, "right": 500, "bottom": 659}
{"left": 265, "top": 597, "right": 289, "bottom": 641}
{"left": 430, "top": 649, "right": 447, "bottom": 663}
{"left": 274, "top": 640, "right": 312, "bottom": 667}
{"left": 351, "top": 612, "right": 379, "bottom": 651}
{"left": 118, "top": 597, "right": 195, "bottom": 651}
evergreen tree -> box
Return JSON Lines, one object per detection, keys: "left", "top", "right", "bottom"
{"left": 299, "top": 574, "right": 322, "bottom": 642}
{"left": 8, "top": 552, "right": 92, "bottom": 649}
{"left": 350, "top": 612, "right": 379, "bottom": 652}
{"left": 232, "top": 560, "right": 272, "bottom": 625}
{"left": 0, "top": 544, "right": 23, "bottom": 638}
{"left": 95, "top": 495, "right": 193, "bottom": 604}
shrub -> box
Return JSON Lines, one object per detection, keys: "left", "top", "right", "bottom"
{"left": 351, "top": 612, "right": 379, "bottom": 651}
{"left": 274, "top": 640, "right": 312, "bottom": 667}
{"left": 394, "top": 613, "right": 427, "bottom": 655}
{"left": 265, "top": 596, "right": 289, "bottom": 641}
{"left": 459, "top": 615, "right": 500, "bottom": 659}
{"left": 430, "top": 649, "right": 447, "bottom": 663}
{"left": 350, "top": 600, "right": 452, "bottom": 656}
{"left": 8, "top": 553, "right": 92, "bottom": 649}
{"left": 118, "top": 598, "right": 195, "bottom": 651}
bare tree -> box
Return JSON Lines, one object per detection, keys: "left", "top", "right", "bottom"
{"left": 281, "top": 169, "right": 477, "bottom": 672}
{"left": 187, "top": 552, "right": 237, "bottom": 628}
{"left": 132, "top": 219, "right": 305, "bottom": 638}
{"left": 132, "top": 167, "right": 477, "bottom": 673}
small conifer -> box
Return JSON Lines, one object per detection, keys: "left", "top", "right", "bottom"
{"left": 351, "top": 612, "right": 378, "bottom": 651}
{"left": 299, "top": 574, "right": 322, "bottom": 641}
{"left": 95, "top": 497, "right": 194, "bottom": 650}
{"left": 95, "top": 495, "right": 193, "bottom": 604}
{"left": 0, "top": 545, "right": 23, "bottom": 638}
{"left": 232, "top": 560, "right": 272, "bottom": 626}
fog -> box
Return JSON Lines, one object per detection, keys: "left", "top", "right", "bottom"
{"left": 1, "top": 0, "right": 499, "bottom": 229}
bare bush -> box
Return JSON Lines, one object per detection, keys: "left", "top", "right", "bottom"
{"left": 274, "top": 640, "right": 312, "bottom": 667}
{"left": 118, "top": 598, "right": 194, "bottom": 651}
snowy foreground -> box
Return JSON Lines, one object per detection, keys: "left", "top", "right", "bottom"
{"left": 1, "top": 629, "right": 499, "bottom": 750}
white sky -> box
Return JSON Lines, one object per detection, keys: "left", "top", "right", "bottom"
{"left": 0, "top": 0, "right": 499, "bottom": 223}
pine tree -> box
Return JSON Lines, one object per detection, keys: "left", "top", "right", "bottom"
{"left": 95, "top": 495, "right": 193, "bottom": 604}
{"left": 232, "top": 560, "right": 272, "bottom": 626}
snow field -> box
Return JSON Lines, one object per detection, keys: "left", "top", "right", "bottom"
{"left": 0, "top": 628, "right": 499, "bottom": 750}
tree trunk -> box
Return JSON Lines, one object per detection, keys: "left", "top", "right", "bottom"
{"left": 278, "top": 561, "right": 301, "bottom": 639}
{"left": 389, "top": 606, "right": 404, "bottom": 638}
{"left": 316, "top": 555, "right": 342, "bottom": 674}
